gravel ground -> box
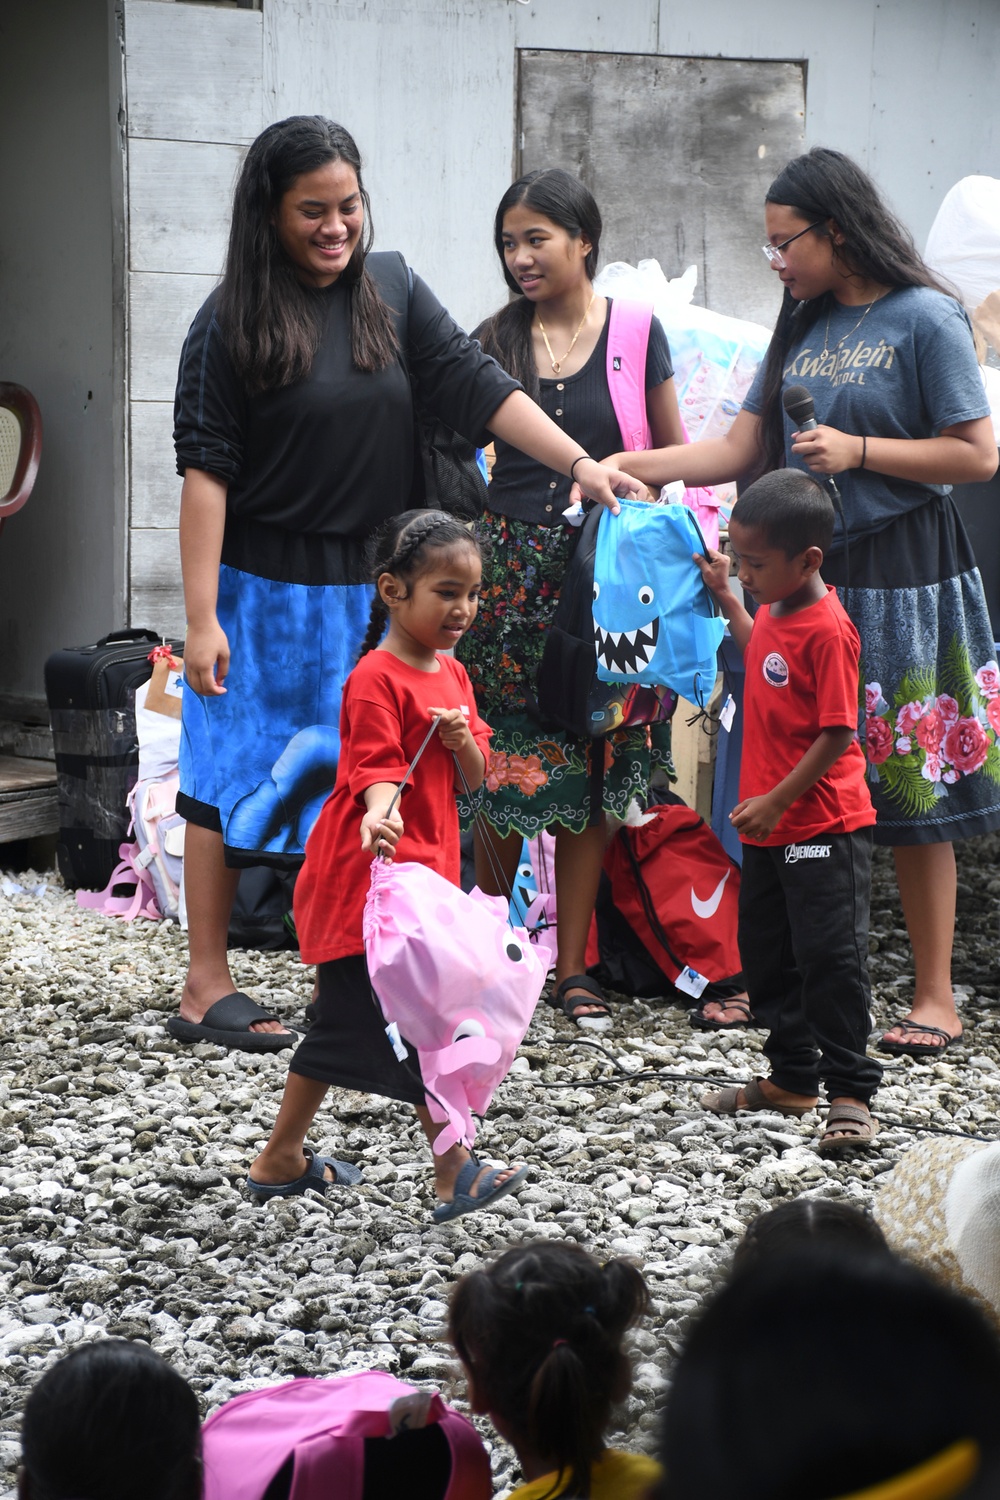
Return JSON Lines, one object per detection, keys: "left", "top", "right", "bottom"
{"left": 2, "top": 838, "right": 999, "bottom": 1495}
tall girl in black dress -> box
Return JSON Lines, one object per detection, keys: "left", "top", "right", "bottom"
{"left": 169, "top": 121, "right": 644, "bottom": 1052}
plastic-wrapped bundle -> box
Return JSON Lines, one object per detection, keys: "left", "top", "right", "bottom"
{"left": 925, "top": 175, "right": 1000, "bottom": 442}
{"left": 594, "top": 259, "right": 772, "bottom": 520}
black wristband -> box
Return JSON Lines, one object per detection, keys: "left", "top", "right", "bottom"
{"left": 570, "top": 454, "right": 591, "bottom": 481}
{"left": 859, "top": 434, "right": 867, "bottom": 471}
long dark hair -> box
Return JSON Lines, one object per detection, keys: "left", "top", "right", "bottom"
{"left": 21, "top": 1340, "right": 202, "bottom": 1500}
{"left": 755, "top": 146, "right": 955, "bottom": 474}
{"left": 358, "top": 509, "right": 485, "bottom": 658}
{"left": 477, "top": 168, "right": 603, "bottom": 401}
{"left": 216, "top": 115, "right": 398, "bottom": 392}
{"left": 449, "top": 1240, "right": 650, "bottom": 1499}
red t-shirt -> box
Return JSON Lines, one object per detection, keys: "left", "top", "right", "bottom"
{"left": 295, "top": 650, "right": 492, "bottom": 962}
{"left": 740, "top": 586, "right": 875, "bottom": 845}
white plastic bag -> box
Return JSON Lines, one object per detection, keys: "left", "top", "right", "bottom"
{"left": 595, "top": 259, "right": 772, "bottom": 516}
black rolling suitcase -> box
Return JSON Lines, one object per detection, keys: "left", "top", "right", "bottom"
{"left": 44, "top": 628, "right": 175, "bottom": 890}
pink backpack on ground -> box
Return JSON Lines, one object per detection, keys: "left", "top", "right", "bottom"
{"left": 200, "top": 1372, "right": 491, "bottom": 1500}
{"left": 606, "top": 298, "right": 722, "bottom": 547}
{"left": 76, "top": 772, "right": 184, "bottom": 921}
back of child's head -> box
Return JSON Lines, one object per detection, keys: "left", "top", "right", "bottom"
{"left": 731, "top": 468, "right": 834, "bottom": 557}
{"left": 660, "top": 1244, "right": 1000, "bottom": 1500}
{"left": 448, "top": 1239, "right": 650, "bottom": 1495}
{"left": 732, "top": 1197, "right": 889, "bottom": 1276}
{"left": 20, "top": 1339, "right": 202, "bottom": 1500}
{"left": 358, "top": 508, "right": 483, "bottom": 657}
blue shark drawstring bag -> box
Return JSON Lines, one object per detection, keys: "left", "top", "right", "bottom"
{"left": 593, "top": 500, "right": 725, "bottom": 708}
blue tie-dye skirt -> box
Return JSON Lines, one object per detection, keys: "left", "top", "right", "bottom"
{"left": 178, "top": 522, "right": 374, "bottom": 866}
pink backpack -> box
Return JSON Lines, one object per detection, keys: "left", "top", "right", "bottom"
{"left": 200, "top": 1372, "right": 491, "bottom": 1500}
{"left": 364, "top": 857, "right": 552, "bottom": 1154}
{"left": 76, "top": 772, "right": 184, "bottom": 921}
{"left": 606, "top": 298, "right": 722, "bottom": 548}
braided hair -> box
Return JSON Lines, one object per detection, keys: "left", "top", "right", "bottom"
{"left": 358, "top": 509, "right": 484, "bottom": 659}
{"left": 448, "top": 1240, "right": 650, "bottom": 1499}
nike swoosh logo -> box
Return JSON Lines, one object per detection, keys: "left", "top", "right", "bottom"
{"left": 691, "top": 871, "right": 730, "bottom": 920}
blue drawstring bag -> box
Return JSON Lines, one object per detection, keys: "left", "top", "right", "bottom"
{"left": 593, "top": 500, "right": 725, "bottom": 708}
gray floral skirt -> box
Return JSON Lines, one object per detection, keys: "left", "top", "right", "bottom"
{"left": 824, "top": 495, "right": 1000, "bottom": 846}
{"left": 457, "top": 509, "right": 673, "bottom": 837}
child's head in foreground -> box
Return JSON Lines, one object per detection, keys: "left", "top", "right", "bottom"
{"left": 448, "top": 1239, "right": 650, "bottom": 1495}
{"left": 729, "top": 468, "right": 834, "bottom": 609}
{"left": 659, "top": 1242, "right": 1000, "bottom": 1500}
{"left": 19, "top": 1339, "right": 202, "bottom": 1500}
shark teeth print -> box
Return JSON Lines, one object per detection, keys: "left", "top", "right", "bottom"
{"left": 593, "top": 617, "right": 659, "bottom": 676}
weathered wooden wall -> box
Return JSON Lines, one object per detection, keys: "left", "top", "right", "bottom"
{"left": 123, "top": 0, "right": 263, "bottom": 635}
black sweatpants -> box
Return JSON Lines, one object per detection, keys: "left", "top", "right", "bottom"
{"left": 738, "top": 829, "right": 882, "bottom": 1104}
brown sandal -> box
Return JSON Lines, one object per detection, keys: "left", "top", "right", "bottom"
{"left": 700, "top": 1076, "right": 817, "bottom": 1119}
{"left": 817, "top": 1103, "right": 879, "bottom": 1155}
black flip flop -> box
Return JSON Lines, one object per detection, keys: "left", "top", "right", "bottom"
{"left": 166, "top": 992, "right": 300, "bottom": 1053}
{"left": 877, "top": 1020, "right": 961, "bottom": 1059}
{"left": 690, "top": 998, "right": 755, "bottom": 1031}
{"left": 547, "top": 974, "right": 612, "bottom": 1032}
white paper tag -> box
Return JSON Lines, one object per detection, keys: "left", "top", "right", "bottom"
{"left": 719, "top": 694, "right": 736, "bottom": 733}
{"left": 675, "top": 966, "right": 710, "bottom": 999}
{"left": 385, "top": 1022, "right": 409, "bottom": 1062}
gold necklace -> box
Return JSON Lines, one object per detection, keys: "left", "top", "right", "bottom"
{"left": 821, "top": 290, "right": 887, "bottom": 360}
{"left": 536, "top": 291, "right": 596, "bottom": 374}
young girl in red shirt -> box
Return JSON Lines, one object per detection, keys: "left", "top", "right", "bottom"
{"left": 247, "top": 509, "right": 527, "bottom": 1221}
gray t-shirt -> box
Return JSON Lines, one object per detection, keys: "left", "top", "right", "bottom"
{"left": 743, "top": 285, "right": 989, "bottom": 540}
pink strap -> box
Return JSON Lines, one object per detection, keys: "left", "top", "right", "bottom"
{"left": 606, "top": 299, "right": 653, "bottom": 451}
{"left": 75, "top": 846, "right": 161, "bottom": 922}
{"left": 290, "top": 1431, "right": 365, "bottom": 1500}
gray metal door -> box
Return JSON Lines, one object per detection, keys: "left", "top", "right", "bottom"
{"left": 518, "top": 49, "right": 805, "bottom": 326}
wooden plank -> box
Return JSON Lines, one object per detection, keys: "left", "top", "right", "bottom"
{"left": 124, "top": 0, "right": 263, "bottom": 144}
{"left": 129, "top": 528, "right": 186, "bottom": 640}
{"left": 670, "top": 683, "right": 721, "bottom": 822}
{"left": 128, "top": 138, "right": 241, "bottom": 275}
{"left": 519, "top": 51, "right": 805, "bottom": 326}
{"left": 0, "top": 787, "right": 59, "bottom": 844}
{"left": 129, "top": 271, "right": 215, "bottom": 403}
{"left": 0, "top": 757, "right": 57, "bottom": 792}
{"left": 516, "top": 0, "right": 658, "bottom": 52}
{"left": 131, "top": 401, "right": 182, "bottom": 529}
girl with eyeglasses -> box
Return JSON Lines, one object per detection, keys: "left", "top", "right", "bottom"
{"left": 602, "top": 146, "right": 999, "bottom": 1066}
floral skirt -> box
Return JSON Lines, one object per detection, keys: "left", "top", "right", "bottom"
{"left": 824, "top": 495, "right": 1000, "bottom": 846}
{"left": 457, "top": 509, "right": 673, "bottom": 837}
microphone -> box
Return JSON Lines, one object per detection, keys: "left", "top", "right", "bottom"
{"left": 782, "top": 385, "right": 849, "bottom": 591}
{"left": 782, "top": 384, "right": 818, "bottom": 432}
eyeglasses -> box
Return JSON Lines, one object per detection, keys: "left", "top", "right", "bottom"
{"left": 761, "top": 222, "right": 825, "bottom": 269}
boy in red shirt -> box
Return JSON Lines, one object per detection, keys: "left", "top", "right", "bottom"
{"left": 695, "top": 469, "right": 881, "bottom": 1153}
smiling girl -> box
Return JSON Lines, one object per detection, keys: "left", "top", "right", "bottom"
{"left": 460, "top": 169, "right": 684, "bottom": 1029}
{"left": 169, "top": 120, "right": 643, "bottom": 1056}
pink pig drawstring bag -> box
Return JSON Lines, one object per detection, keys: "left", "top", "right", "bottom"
{"left": 362, "top": 721, "right": 552, "bottom": 1157}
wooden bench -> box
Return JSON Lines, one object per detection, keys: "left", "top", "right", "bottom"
{"left": 0, "top": 755, "right": 58, "bottom": 844}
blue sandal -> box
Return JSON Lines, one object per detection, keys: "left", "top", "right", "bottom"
{"left": 246, "top": 1145, "right": 362, "bottom": 1201}
{"left": 432, "top": 1158, "right": 528, "bottom": 1224}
